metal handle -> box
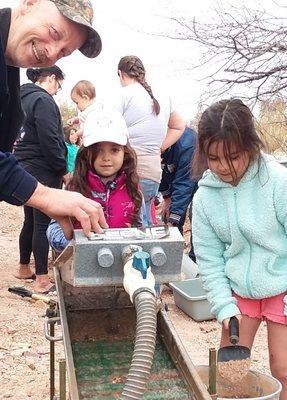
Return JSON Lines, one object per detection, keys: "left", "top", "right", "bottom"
{"left": 44, "top": 317, "right": 63, "bottom": 342}
{"left": 229, "top": 316, "right": 239, "bottom": 345}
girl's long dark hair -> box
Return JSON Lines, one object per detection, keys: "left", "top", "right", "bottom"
{"left": 67, "top": 143, "right": 142, "bottom": 226}
{"left": 192, "top": 98, "right": 266, "bottom": 181}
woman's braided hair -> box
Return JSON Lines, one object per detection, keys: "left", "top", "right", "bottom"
{"left": 118, "top": 55, "right": 160, "bottom": 115}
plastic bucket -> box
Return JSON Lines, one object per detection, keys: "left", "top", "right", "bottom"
{"left": 170, "top": 278, "right": 214, "bottom": 321}
{"left": 196, "top": 365, "right": 282, "bottom": 400}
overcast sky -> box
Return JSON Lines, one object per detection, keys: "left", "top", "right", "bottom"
{"left": 4, "top": 0, "right": 287, "bottom": 121}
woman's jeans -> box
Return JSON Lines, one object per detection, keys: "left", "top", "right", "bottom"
{"left": 140, "top": 178, "right": 159, "bottom": 227}
{"left": 46, "top": 219, "right": 69, "bottom": 253}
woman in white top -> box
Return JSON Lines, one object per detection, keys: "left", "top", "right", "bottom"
{"left": 117, "top": 55, "right": 185, "bottom": 226}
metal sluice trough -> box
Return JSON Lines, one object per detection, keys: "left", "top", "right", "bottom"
{"left": 48, "top": 227, "right": 212, "bottom": 400}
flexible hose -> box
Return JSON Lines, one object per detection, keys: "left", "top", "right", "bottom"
{"left": 120, "top": 290, "right": 157, "bottom": 399}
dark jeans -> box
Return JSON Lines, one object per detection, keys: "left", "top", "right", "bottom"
{"left": 19, "top": 205, "right": 51, "bottom": 275}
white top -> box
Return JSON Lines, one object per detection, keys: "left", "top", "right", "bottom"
{"left": 115, "top": 82, "right": 174, "bottom": 182}
{"left": 115, "top": 82, "right": 174, "bottom": 154}
{"left": 79, "top": 101, "right": 100, "bottom": 127}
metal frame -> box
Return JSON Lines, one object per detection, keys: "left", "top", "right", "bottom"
{"left": 158, "top": 309, "right": 212, "bottom": 400}
{"left": 51, "top": 256, "right": 213, "bottom": 399}
{"left": 54, "top": 266, "right": 80, "bottom": 400}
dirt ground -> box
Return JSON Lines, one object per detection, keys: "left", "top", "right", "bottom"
{"left": 0, "top": 202, "right": 270, "bottom": 399}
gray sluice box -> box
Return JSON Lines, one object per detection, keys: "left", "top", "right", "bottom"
{"left": 170, "top": 278, "right": 215, "bottom": 322}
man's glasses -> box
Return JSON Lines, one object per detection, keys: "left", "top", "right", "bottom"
{"left": 57, "top": 81, "right": 62, "bottom": 91}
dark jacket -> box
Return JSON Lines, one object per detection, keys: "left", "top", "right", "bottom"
{"left": 14, "top": 83, "right": 67, "bottom": 185}
{"left": 159, "top": 126, "right": 197, "bottom": 229}
{"left": 0, "top": 8, "right": 37, "bottom": 205}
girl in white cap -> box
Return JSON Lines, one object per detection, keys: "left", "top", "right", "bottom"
{"left": 47, "top": 107, "right": 143, "bottom": 251}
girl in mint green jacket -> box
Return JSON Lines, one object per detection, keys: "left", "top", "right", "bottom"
{"left": 192, "top": 99, "right": 287, "bottom": 396}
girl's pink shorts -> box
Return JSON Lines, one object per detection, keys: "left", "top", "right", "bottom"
{"left": 233, "top": 292, "right": 287, "bottom": 325}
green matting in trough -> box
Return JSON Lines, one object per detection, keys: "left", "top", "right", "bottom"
{"left": 72, "top": 338, "right": 190, "bottom": 399}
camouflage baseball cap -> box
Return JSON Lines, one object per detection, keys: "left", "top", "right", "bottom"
{"left": 50, "top": 0, "right": 102, "bottom": 58}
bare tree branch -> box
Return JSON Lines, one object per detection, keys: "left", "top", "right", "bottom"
{"left": 160, "top": 3, "right": 287, "bottom": 103}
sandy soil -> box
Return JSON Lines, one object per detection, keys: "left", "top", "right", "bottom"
{"left": 0, "top": 202, "right": 270, "bottom": 399}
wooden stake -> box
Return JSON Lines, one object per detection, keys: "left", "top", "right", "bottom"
{"left": 208, "top": 347, "right": 217, "bottom": 399}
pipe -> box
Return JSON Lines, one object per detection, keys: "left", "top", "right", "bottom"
{"left": 123, "top": 251, "right": 155, "bottom": 302}
{"left": 120, "top": 289, "right": 157, "bottom": 399}
{"left": 121, "top": 250, "right": 157, "bottom": 399}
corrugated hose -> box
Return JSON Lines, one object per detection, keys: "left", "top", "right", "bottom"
{"left": 120, "top": 290, "right": 157, "bottom": 399}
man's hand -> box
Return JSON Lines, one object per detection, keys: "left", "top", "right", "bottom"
{"left": 26, "top": 183, "right": 108, "bottom": 238}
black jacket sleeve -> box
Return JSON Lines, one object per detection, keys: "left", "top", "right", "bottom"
{"left": 33, "top": 96, "right": 67, "bottom": 175}
{"left": 0, "top": 152, "right": 37, "bottom": 205}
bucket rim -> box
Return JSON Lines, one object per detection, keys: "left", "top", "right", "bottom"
{"left": 169, "top": 280, "right": 207, "bottom": 301}
{"left": 196, "top": 366, "right": 282, "bottom": 400}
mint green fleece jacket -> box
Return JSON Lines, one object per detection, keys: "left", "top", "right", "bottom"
{"left": 192, "top": 154, "right": 287, "bottom": 323}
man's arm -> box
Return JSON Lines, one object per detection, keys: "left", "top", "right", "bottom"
{"left": 26, "top": 182, "right": 108, "bottom": 237}
{"left": 0, "top": 152, "right": 37, "bottom": 205}
{"left": 0, "top": 152, "right": 108, "bottom": 236}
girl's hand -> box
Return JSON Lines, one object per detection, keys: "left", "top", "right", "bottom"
{"left": 284, "top": 295, "right": 287, "bottom": 316}
{"left": 222, "top": 314, "right": 242, "bottom": 330}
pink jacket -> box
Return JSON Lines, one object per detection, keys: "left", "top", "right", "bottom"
{"left": 74, "top": 170, "right": 136, "bottom": 229}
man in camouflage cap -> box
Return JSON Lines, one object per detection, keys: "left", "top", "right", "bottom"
{"left": 5, "top": 0, "right": 102, "bottom": 67}
{"left": 50, "top": 0, "right": 102, "bottom": 58}
{"left": 0, "top": 0, "right": 108, "bottom": 246}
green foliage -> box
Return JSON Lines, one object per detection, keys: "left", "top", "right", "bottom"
{"left": 59, "top": 100, "right": 77, "bottom": 126}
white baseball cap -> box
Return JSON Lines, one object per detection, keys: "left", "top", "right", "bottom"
{"left": 83, "top": 107, "right": 129, "bottom": 147}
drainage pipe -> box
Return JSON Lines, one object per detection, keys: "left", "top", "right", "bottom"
{"left": 120, "top": 250, "right": 157, "bottom": 399}
{"left": 120, "top": 289, "right": 157, "bottom": 400}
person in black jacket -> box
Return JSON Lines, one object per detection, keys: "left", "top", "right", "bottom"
{"left": 14, "top": 66, "right": 69, "bottom": 293}
{"left": 0, "top": 1, "right": 108, "bottom": 248}
{"left": 159, "top": 126, "right": 198, "bottom": 260}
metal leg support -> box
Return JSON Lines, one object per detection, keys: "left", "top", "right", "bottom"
{"left": 59, "top": 359, "right": 66, "bottom": 400}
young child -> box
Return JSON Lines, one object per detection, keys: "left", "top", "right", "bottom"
{"left": 67, "top": 80, "right": 97, "bottom": 136}
{"left": 191, "top": 98, "right": 287, "bottom": 397}
{"left": 47, "top": 107, "right": 142, "bottom": 252}
{"left": 64, "top": 125, "right": 80, "bottom": 173}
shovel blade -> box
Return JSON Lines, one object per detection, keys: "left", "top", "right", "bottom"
{"left": 217, "top": 345, "right": 250, "bottom": 362}
{"left": 217, "top": 346, "right": 251, "bottom": 383}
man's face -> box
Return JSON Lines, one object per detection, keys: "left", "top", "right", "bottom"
{"left": 6, "top": 0, "right": 87, "bottom": 67}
